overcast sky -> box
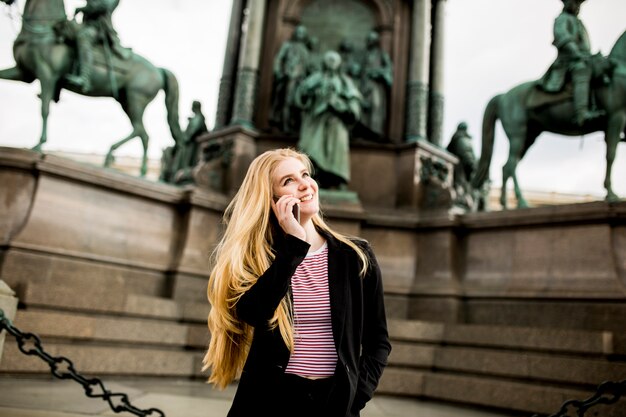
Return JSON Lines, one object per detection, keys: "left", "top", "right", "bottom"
{"left": 1, "top": 0, "right": 625, "bottom": 197}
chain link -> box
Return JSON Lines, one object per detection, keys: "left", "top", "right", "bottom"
{"left": 534, "top": 378, "right": 626, "bottom": 417}
{"left": 0, "top": 308, "right": 165, "bottom": 417}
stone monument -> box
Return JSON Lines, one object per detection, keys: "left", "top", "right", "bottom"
{"left": 201, "top": 0, "right": 455, "bottom": 213}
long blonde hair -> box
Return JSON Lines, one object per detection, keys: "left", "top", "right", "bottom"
{"left": 202, "top": 148, "right": 369, "bottom": 389}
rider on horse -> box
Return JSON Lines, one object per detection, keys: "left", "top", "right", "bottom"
{"left": 65, "top": 0, "right": 131, "bottom": 92}
{"left": 541, "top": 0, "right": 605, "bottom": 126}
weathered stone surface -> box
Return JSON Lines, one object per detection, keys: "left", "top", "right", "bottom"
{"left": 22, "top": 284, "right": 182, "bottom": 320}
{"left": 0, "top": 281, "right": 17, "bottom": 367}
{"left": 12, "top": 174, "right": 178, "bottom": 270}
{"left": 0, "top": 343, "right": 202, "bottom": 376}
{"left": 187, "top": 324, "right": 210, "bottom": 349}
{"left": 182, "top": 302, "right": 211, "bottom": 323}
{"left": 421, "top": 373, "right": 588, "bottom": 415}
{"left": 176, "top": 205, "right": 221, "bottom": 276}
{"left": 388, "top": 343, "right": 435, "bottom": 367}
{"left": 465, "top": 299, "right": 626, "bottom": 332}
{"left": 408, "top": 296, "right": 461, "bottom": 322}
{"left": 0, "top": 164, "right": 37, "bottom": 245}
{"left": 383, "top": 294, "right": 410, "bottom": 319}
{"left": 388, "top": 319, "right": 444, "bottom": 342}
{"left": 197, "top": 127, "right": 257, "bottom": 196}
{"left": 378, "top": 368, "right": 424, "bottom": 396}
{"left": 362, "top": 228, "right": 417, "bottom": 293}
{"left": 465, "top": 224, "right": 619, "bottom": 297}
{"left": 14, "top": 310, "right": 189, "bottom": 346}
{"left": 1, "top": 249, "right": 167, "bottom": 298}
{"left": 125, "top": 295, "right": 181, "bottom": 319}
{"left": 173, "top": 274, "right": 209, "bottom": 303}
{"left": 388, "top": 319, "right": 614, "bottom": 354}
{"left": 432, "top": 346, "right": 626, "bottom": 385}
{"left": 350, "top": 146, "right": 398, "bottom": 209}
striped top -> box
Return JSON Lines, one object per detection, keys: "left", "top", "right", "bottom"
{"left": 285, "top": 242, "right": 338, "bottom": 378}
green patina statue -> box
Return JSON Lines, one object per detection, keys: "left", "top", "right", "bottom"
{"left": 360, "top": 30, "right": 393, "bottom": 137}
{"left": 160, "top": 100, "right": 208, "bottom": 184}
{"left": 295, "top": 51, "right": 362, "bottom": 189}
{"left": 270, "top": 25, "right": 310, "bottom": 134}
{"left": 65, "top": 0, "right": 132, "bottom": 92}
{"left": 447, "top": 122, "right": 476, "bottom": 208}
{"left": 446, "top": 122, "right": 488, "bottom": 212}
{"left": 338, "top": 39, "right": 358, "bottom": 76}
{"left": 0, "top": 0, "right": 184, "bottom": 177}
{"left": 541, "top": 0, "right": 605, "bottom": 125}
{"left": 471, "top": 3, "right": 626, "bottom": 209}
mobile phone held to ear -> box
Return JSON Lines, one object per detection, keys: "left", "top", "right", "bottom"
{"left": 273, "top": 196, "right": 300, "bottom": 223}
{"left": 292, "top": 203, "right": 300, "bottom": 223}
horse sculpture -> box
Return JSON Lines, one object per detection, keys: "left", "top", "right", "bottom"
{"left": 472, "top": 30, "right": 626, "bottom": 209}
{"left": 0, "top": 0, "right": 184, "bottom": 176}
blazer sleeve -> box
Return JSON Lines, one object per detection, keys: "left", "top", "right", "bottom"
{"left": 235, "top": 234, "right": 310, "bottom": 327}
{"left": 352, "top": 242, "right": 391, "bottom": 413}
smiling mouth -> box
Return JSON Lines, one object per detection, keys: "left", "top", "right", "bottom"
{"left": 300, "top": 194, "right": 314, "bottom": 202}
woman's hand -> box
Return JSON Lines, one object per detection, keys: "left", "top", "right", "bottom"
{"left": 271, "top": 195, "right": 305, "bottom": 241}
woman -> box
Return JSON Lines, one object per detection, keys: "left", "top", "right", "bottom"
{"left": 202, "top": 148, "right": 390, "bottom": 417}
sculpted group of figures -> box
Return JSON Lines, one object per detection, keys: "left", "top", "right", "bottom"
{"left": 270, "top": 25, "right": 393, "bottom": 189}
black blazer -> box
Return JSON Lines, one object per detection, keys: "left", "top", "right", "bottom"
{"left": 227, "top": 230, "right": 391, "bottom": 417}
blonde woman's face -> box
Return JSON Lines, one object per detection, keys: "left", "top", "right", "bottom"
{"left": 272, "top": 157, "right": 319, "bottom": 218}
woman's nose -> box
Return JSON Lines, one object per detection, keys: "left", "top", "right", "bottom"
{"left": 297, "top": 178, "right": 309, "bottom": 189}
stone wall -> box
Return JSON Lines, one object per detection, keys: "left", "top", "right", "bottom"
{"left": 362, "top": 202, "right": 626, "bottom": 331}
{"left": 2, "top": 146, "right": 625, "bottom": 415}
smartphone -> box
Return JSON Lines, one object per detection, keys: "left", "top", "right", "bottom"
{"left": 273, "top": 196, "right": 300, "bottom": 223}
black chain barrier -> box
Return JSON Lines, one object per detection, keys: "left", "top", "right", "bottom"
{"left": 0, "top": 308, "right": 165, "bottom": 417}
{"left": 533, "top": 379, "right": 626, "bottom": 417}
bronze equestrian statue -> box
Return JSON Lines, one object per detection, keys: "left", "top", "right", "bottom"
{"left": 0, "top": 0, "right": 184, "bottom": 177}
{"left": 472, "top": 5, "right": 626, "bottom": 208}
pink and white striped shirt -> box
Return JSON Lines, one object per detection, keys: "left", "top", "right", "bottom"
{"left": 285, "top": 242, "right": 338, "bottom": 378}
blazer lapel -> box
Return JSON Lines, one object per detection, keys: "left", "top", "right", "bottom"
{"left": 325, "top": 233, "right": 349, "bottom": 351}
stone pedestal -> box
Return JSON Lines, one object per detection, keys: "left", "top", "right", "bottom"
{"left": 0, "top": 281, "right": 18, "bottom": 366}
{"left": 397, "top": 140, "right": 456, "bottom": 211}
{"left": 195, "top": 126, "right": 259, "bottom": 196}
{"left": 350, "top": 140, "right": 457, "bottom": 212}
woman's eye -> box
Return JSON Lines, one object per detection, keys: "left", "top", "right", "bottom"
{"left": 283, "top": 178, "right": 293, "bottom": 185}
{"left": 303, "top": 172, "right": 310, "bottom": 178}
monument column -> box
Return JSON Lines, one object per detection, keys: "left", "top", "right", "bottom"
{"left": 230, "top": 0, "right": 267, "bottom": 128}
{"left": 405, "top": 0, "right": 431, "bottom": 142}
{"left": 428, "top": 0, "right": 446, "bottom": 147}
{"left": 214, "top": 0, "right": 245, "bottom": 129}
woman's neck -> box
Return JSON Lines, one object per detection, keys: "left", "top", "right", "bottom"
{"left": 302, "top": 221, "right": 326, "bottom": 252}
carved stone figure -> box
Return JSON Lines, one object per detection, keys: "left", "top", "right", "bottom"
{"left": 160, "top": 100, "right": 208, "bottom": 184}
{"left": 540, "top": 0, "right": 604, "bottom": 125}
{"left": 270, "top": 25, "right": 310, "bottom": 134}
{"left": 446, "top": 122, "right": 480, "bottom": 211}
{"left": 0, "top": 0, "right": 184, "bottom": 177}
{"left": 306, "top": 35, "right": 321, "bottom": 73}
{"left": 193, "top": 138, "right": 234, "bottom": 193}
{"left": 418, "top": 155, "right": 453, "bottom": 210}
{"left": 295, "top": 51, "right": 362, "bottom": 189}
{"left": 360, "top": 31, "right": 393, "bottom": 136}
{"left": 338, "top": 39, "right": 358, "bottom": 76}
{"left": 65, "top": 0, "right": 132, "bottom": 92}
